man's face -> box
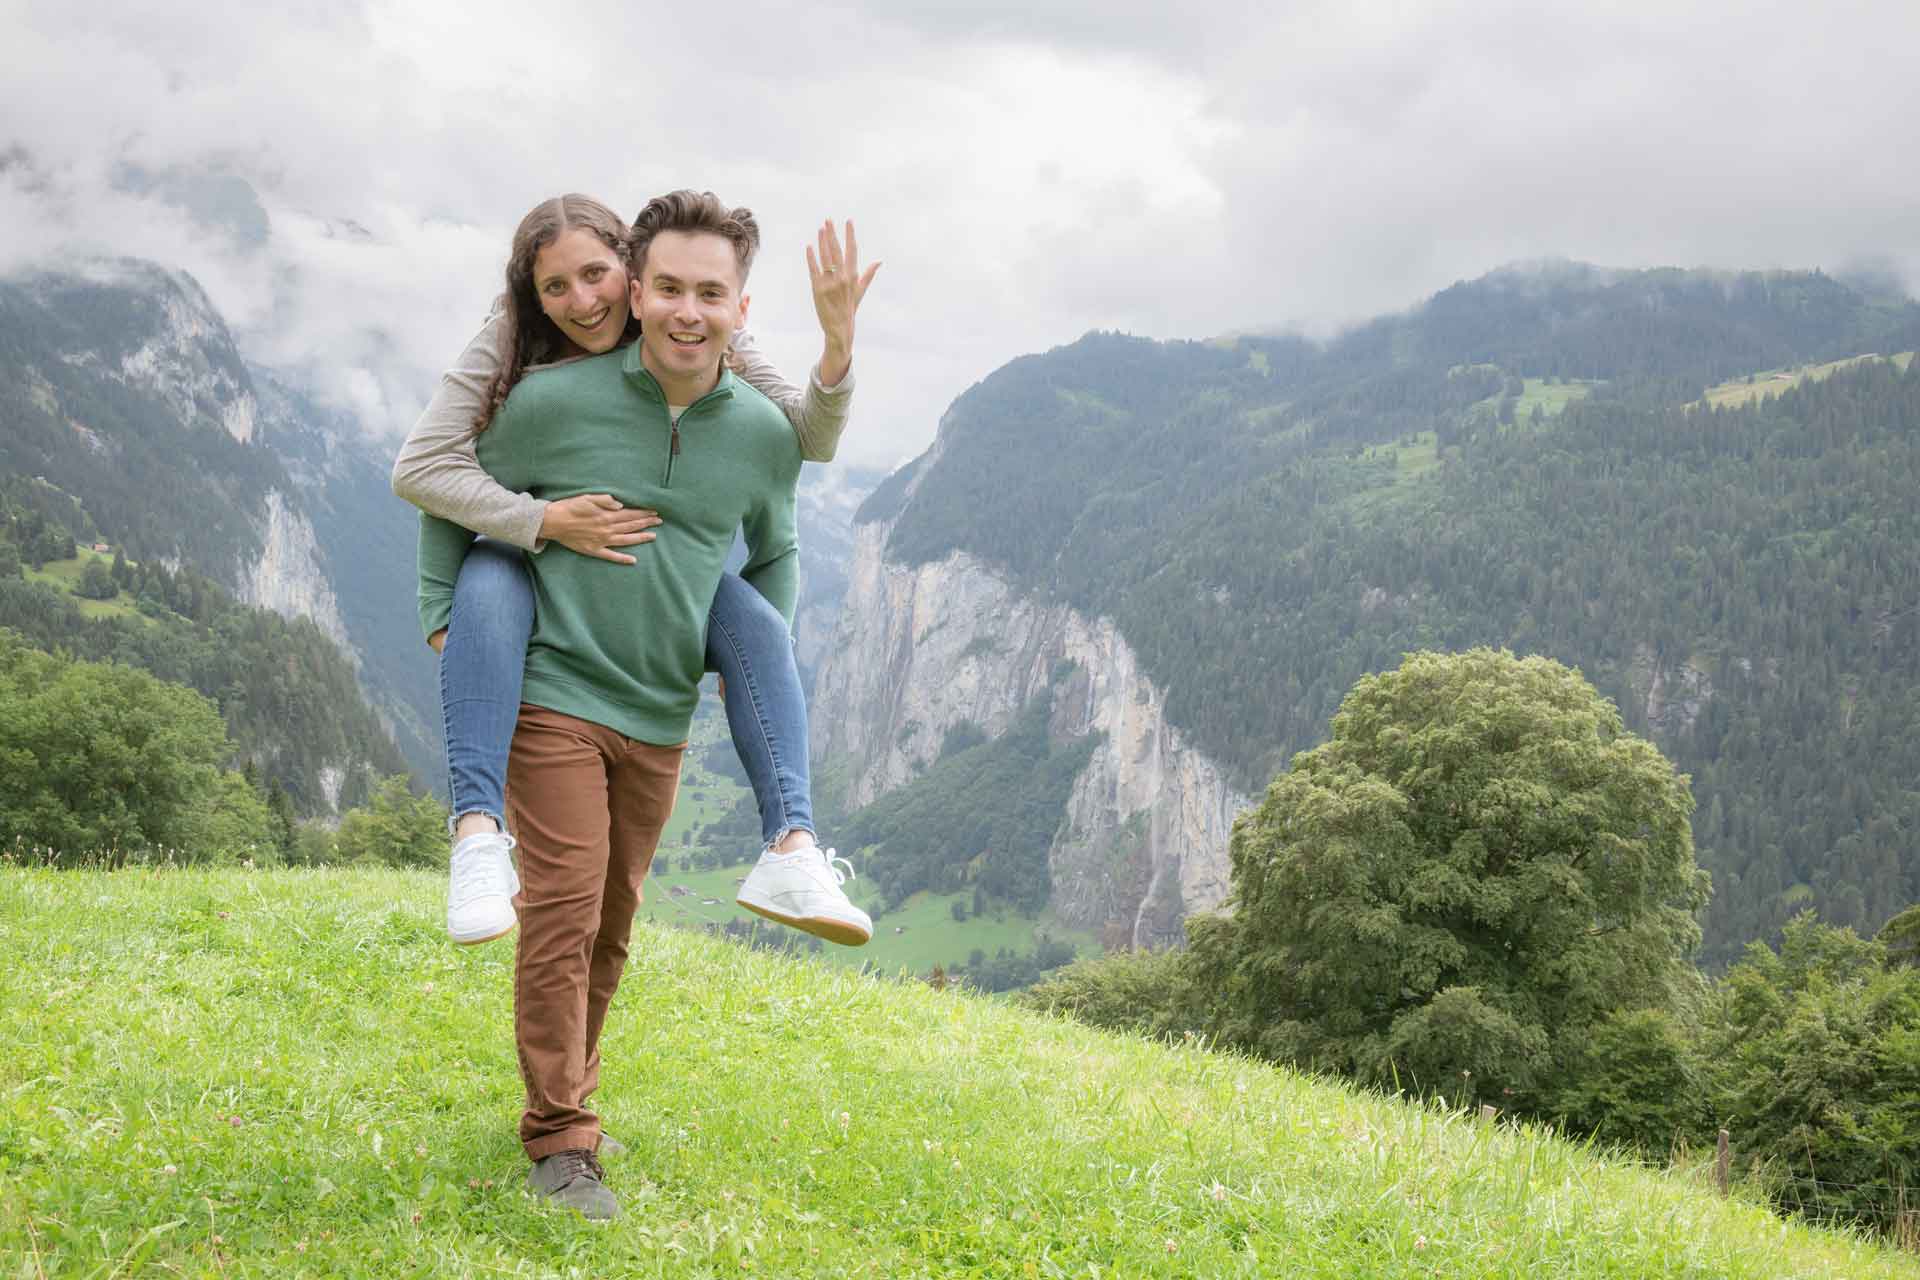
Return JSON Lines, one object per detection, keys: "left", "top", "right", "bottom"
{"left": 630, "top": 230, "right": 749, "bottom": 393}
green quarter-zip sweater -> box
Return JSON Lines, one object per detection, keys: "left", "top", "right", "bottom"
{"left": 416, "top": 342, "right": 801, "bottom": 746}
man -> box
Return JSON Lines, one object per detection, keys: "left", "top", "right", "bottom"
{"left": 416, "top": 191, "right": 866, "bottom": 1220}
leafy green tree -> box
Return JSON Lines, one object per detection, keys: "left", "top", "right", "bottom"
{"left": 1021, "top": 947, "right": 1197, "bottom": 1038}
{"left": 289, "top": 821, "right": 338, "bottom": 867}
{"left": 0, "top": 630, "right": 233, "bottom": 862}
{"left": 1880, "top": 904, "right": 1920, "bottom": 970}
{"left": 263, "top": 777, "right": 298, "bottom": 862}
{"left": 74, "top": 559, "right": 117, "bottom": 600}
{"left": 1186, "top": 648, "right": 1709, "bottom": 1106}
{"left": 332, "top": 774, "right": 447, "bottom": 868}
{"left": 188, "top": 769, "right": 276, "bottom": 864}
{"left": 1552, "top": 1006, "right": 1709, "bottom": 1153}
{"left": 1702, "top": 913, "right": 1920, "bottom": 1234}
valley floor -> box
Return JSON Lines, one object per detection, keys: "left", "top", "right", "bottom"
{"left": 3, "top": 867, "right": 1913, "bottom": 1278}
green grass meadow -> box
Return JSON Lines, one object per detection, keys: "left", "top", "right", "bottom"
{"left": 5, "top": 868, "right": 1916, "bottom": 1278}
{"left": 1515, "top": 377, "right": 1596, "bottom": 419}
{"left": 638, "top": 856, "right": 1096, "bottom": 978}
{"left": 654, "top": 706, "right": 748, "bottom": 851}
{"left": 1699, "top": 352, "right": 1917, "bottom": 409}
{"left": 23, "top": 546, "right": 147, "bottom": 623}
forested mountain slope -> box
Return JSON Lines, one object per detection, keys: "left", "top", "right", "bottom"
{"left": 858, "top": 265, "right": 1920, "bottom": 965}
{"left": 0, "top": 262, "right": 426, "bottom": 807}
{"left": 0, "top": 542, "right": 407, "bottom": 816}
{"left": 0, "top": 265, "right": 282, "bottom": 575}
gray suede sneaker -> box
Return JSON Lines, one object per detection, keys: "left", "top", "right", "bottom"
{"left": 527, "top": 1148, "right": 617, "bottom": 1220}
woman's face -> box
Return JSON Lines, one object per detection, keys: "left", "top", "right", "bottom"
{"left": 531, "top": 228, "right": 630, "bottom": 355}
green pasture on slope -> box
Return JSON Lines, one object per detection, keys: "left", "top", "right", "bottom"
{"left": 1515, "top": 376, "right": 1596, "bottom": 418}
{"left": 656, "top": 693, "right": 753, "bottom": 851}
{"left": 1700, "top": 351, "right": 1917, "bottom": 409}
{"left": 1465, "top": 374, "right": 1597, "bottom": 427}
{"left": 637, "top": 857, "right": 1096, "bottom": 979}
{"left": 23, "top": 544, "right": 147, "bottom": 622}
{"left": 4, "top": 868, "right": 1916, "bottom": 1279}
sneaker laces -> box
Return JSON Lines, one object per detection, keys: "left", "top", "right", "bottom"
{"left": 819, "top": 847, "right": 856, "bottom": 886}
{"left": 548, "top": 1147, "right": 604, "bottom": 1188}
{"left": 451, "top": 834, "right": 517, "bottom": 902}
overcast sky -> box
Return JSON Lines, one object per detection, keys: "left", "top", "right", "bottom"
{"left": 5, "top": 0, "right": 1918, "bottom": 469}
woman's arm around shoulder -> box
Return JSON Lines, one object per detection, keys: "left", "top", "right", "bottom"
{"left": 728, "top": 328, "right": 851, "bottom": 464}
{"left": 390, "top": 303, "right": 549, "bottom": 550}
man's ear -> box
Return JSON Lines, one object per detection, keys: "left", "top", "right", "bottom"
{"left": 628, "top": 274, "right": 644, "bottom": 318}
{"left": 736, "top": 292, "right": 750, "bottom": 329}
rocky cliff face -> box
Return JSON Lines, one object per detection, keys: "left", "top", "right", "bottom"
{"left": 53, "top": 266, "right": 362, "bottom": 653}
{"left": 812, "top": 515, "right": 1250, "bottom": 949}
{"left": 238, "top": 490, "right": 352, "bottom": 652}
{"left": 790, "top": 464, "right": 886, "bottom": 685}
{"left": 43, "top": 262, "right": 260, "bottom": 445}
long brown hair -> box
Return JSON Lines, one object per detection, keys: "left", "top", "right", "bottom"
{"left": 476, "top": 194, "right": 641, "bottom": 431}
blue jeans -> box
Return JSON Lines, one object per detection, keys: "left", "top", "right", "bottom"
{"left": 438, "top": 540, "right": 813, "bottom": 849}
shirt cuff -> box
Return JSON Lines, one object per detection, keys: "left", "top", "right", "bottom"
{"left": 811, "top": 362, "right": 855, "bottom": 396}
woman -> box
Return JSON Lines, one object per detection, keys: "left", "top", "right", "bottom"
{"left": 392, "top": 193, "right": 879, "bottom": 949}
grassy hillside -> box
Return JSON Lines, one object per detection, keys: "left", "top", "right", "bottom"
{"left": 23, "top": 544, "right": 145, "bottom": 622}
{"left": 4, "top": 868, "right": 1914, "bottom": 1278}
{"left": 1700, "top": 351, "right": 1916, "bottom": 408}
{"left": 639, "top": 856, "right": 1097, "bottom": 978}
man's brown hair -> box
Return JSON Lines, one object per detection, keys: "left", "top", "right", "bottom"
{"left": 627, "top": 189, "right": 760, "bottom": 283}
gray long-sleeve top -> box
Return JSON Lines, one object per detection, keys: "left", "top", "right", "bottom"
{"left": 390, "top": 305, "right": 851, "bottom": 549}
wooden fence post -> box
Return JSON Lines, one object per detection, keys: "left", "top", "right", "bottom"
{"left": 1479, "top": 1104, "right": 1498, "bottom": 1126}
{"left": 1715, "top": 1128, "right": 1731, "bottom": 1197}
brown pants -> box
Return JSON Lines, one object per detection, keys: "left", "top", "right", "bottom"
{"left": 506, "top": 703, "right": 683, "bottom": 1160}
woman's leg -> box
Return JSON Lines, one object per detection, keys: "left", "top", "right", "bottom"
{"left": 704, "top": 572, "right": 813, "bottom": 848}
{"left": 440, "top": 539, "right": 535, "bottom": 943}
{"left": 710, "top": 573, "right": 871, "bottom": 945}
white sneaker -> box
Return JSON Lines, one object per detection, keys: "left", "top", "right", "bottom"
{"left": 735, "top": 845, "right": 872, "bottom": 946}
{"left": 447, "top": 831, "right": 520, "bottom": 945}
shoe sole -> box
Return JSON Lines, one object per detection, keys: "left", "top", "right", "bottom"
{"left": 448, "top": 918, "right": 516, "bottom": 945}
{"left": 735, "top": 895, "right": 872, "bottom": 946}
{"left": 448, "top": 886, "right": 519, "bottom": 945}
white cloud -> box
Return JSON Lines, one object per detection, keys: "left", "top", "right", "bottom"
{"left": 4, "top": 0, "right": 1919, "bottom": 468}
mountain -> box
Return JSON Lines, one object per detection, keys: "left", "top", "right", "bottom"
{"left": 814, "top": 264, "right": 1920, "bottom": 965}
{"left": 0, "top": 259, "right": 433, "bottom": 808}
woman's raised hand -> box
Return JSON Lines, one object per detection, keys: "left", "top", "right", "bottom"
{"left": 539, "top": 494, "right": 662, "bottom": 564}
{"left": 808, "top": 219, "right": 879, "bottom": 387}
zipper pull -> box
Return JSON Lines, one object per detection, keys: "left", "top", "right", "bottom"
{"left": 671, "top": 423, "right": 681, "bottom": 457}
